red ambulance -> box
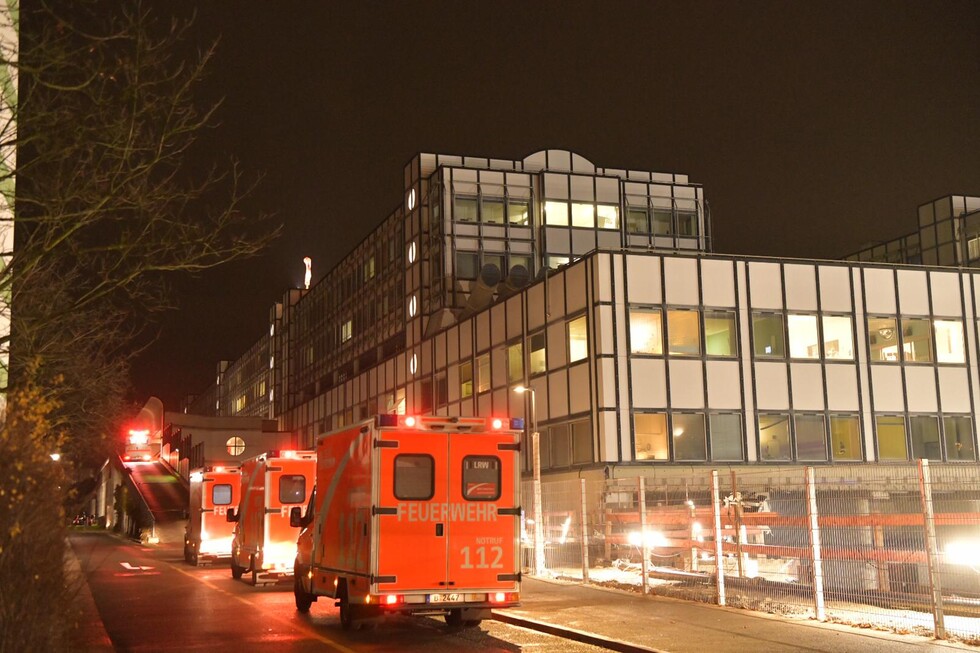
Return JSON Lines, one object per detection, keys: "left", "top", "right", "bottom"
{"left": 184, "top": 465, "right": 241, "bottom": 566}
{"left": 227, "top": 450, "right": 315, "bottom": 584}
{"left": 292, "top": 415, "right": 523, "bottom": 630}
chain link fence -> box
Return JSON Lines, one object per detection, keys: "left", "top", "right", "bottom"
{"left": 524, "top": 462, "right": 980, "bottom": 642}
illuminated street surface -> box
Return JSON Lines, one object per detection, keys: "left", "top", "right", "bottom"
{"left": 70, "top": 533, "right": 607, "bottom": 652}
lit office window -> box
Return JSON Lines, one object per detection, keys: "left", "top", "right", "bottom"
{"left": 629, "top": 310, "right": 663, "bottom": 355}
{"left": 507, "top": 197, "right": 530, "bottom": 226}
{"left": 477, "top": 353, "right": 490, "bottom": 394}
{"left": 226, "top": 437, "right": 246, "bottom": 456}
{"left": 460, "top": 361, "right": 473, "bottom": 399}
{"left": 758, "top": 414, "right": 791, "bottom": 461}
{"left": 455, "top": 195, "right": 478, "bottom": 222}
{"left": 822, "top": 315, "right": 854, "bottom": 360}
{"left": 544, "top": 201, "right": 569, "bottom": 226}
{"left": 568, "top": 316, "right": 588, "bottom": 362}
{"left": 634, "top": 413, "right": 668, "bottom": 461}
{"left": 547, "top": 255, "right": 570, "bottom": 268}
{"left": 788, "top": 314, "right": 820, "bottom": 359}
{"left": 507, "top": 342, "right": 523, "bottom": 384}
{"left": 482, "top": 197, "right": 505, "bottom": 224}
{"left": 408, "top": 295, "right": 417, "bottom": 318}
{"left": 902, "top": 318, "right": 933, "bottom": 362}
{"left": 709, "top": 413, "right": 744, "bottom": 461}
{"left": 341, "top": 320, "right": 353, "bottom": 343}
{"left": 571, "top": 202, "right": 595, "bottom": 228}
{"left": 944, "top": 416, "right": 976, "bottom": 461}
{"left": 753, "top": 312, "right": 785, "bottom": 358}
{"left": 830, "top": 415, "right": 862, "bottom": 461}
{"left": 704, "top": 310, "right": 737, "bottom": 357}
{"left": 795, "top": 414, "right": 828, "bottom": 461}
{"left": 667, "top": 310, "right": 701, "bottom": 356}
{"left": 868, "top": 317, "right": 899, "bottom": 362}
{"left": 910, "top": 415, "right": 941, "bottom": 460}
{"left": 934, "top": 319, "right": 965, "bottom": 363}
{"left": 407, "top": 241, "right": 417, "bottom": 264}
{"left": 596, "top": 205, "right": 620, "bottom": 229}
{"left": 529, "top": 332, "right": 546, "bottom": 376}
{"left": 626, "top": 207, "right": 649, "bottom": 233}
{"left": 876, "top": 415, "right": 908, "bottom": 460}
{"left": 672, "top": 413, "right": 707, "bottom": 461}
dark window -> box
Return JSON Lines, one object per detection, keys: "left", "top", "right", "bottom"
{"left": 394, "top": 454, "right": 435, "bottom": 500}
{"left": 462, "top": 456, "right": 500, "bottom": 501}
{"left": 457, "top": 252, "right": 479, "bottom": 280}
{"left": 627, "top": 207, "right": 649, "bottom": 233}
{"left": 279, "top": 475, "right": 307, "bottom": 504}
{"left": 213, "top": 484, "right": 232, "bottom": 506}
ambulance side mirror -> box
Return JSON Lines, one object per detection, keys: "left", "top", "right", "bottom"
{"left": 289, "top": 507, "right": 303, "bottom": 528}
{"left": 226, "top": 508, "right": 238, "bottom": 523}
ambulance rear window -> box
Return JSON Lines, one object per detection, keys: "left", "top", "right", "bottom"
{"left": 212, "top": 484, "right": 232, "bottom": 506}
{"left": 279, "top": 475, "right": 307, "bottom": 504}
{"left": 462, "top": 456, "right": 500, "bottom": 501}
{"left": 394, "top": 455, "right": 434, "bottom": 500}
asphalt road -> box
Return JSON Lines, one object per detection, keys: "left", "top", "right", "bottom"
{"left": 68, "top": 532, "right": 608, "bottom": 653}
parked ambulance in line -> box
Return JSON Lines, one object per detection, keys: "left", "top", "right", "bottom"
{"left": 227, "top": 449, "right": 315, "bottom": 585}
{"left": 184, "top": 465, "right": 241, "bottom": 566}
{"left": 292, "top": 415, "right": 523, "bottom": 630}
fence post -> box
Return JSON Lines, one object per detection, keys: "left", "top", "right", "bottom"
{"left": 638, "top": 476, "right": 649, "bottom": 595}
{"left": 711, "top": 470, "right": 726, "bottom": 607}
{"left": 917, "top": 459, "right": 946, "bottom": 639}
{"left": 580, "top": 478, "right": 590, "bottom": 583}
{"left": 804, "top": 467, "right": 825, "bottom": 621}
{"left": 730, "top": 470, "right": 745, "bottom": 577}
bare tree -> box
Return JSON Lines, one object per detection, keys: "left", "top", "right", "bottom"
{"left": 0, "top": 2, "right": 278, "bottom": 648}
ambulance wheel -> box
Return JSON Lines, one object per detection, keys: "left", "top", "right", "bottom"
{"left": 183, "top": 543, "right": 191, "bottom": 564}
{"left": 294, "top": 567, "right": 314, "bottom": 613}
{"left": 339, "top": 596, "right": 355, "bottom": 631}
{"left": 190, "top": 549, "right": 199, "bottom": 567}
{"left": 230, "top": 554, "right": 245, "bottom": 580}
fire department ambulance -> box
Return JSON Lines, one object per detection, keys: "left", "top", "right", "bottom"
{"left": 227, "top": 449, "right": 315, "bottom": 584}
{"left": 184, "top": 465, "right": 241, "bottom": 566}
{"left": 292, "top": 415, "right": 522, "bottom": 630}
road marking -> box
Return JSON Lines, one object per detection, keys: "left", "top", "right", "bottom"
{"left": 169, "top": 563, "right": 356, "bottom": 653}
{"left": 121, "top": 562, "right": 155, "bottom": 571}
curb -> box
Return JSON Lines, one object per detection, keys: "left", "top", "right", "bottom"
{"left": 492, "top": 610, "right": 666, "bottom": 653}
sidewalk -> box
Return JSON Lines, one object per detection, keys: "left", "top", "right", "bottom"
{"left": 496, "top": 577, "right": 975, "bottom": 653}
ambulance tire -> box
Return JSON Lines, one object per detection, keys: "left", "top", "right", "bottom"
{"left": 339, "top": 596, "right": 355, "bottom": 631}
{"left": 230, "top": 554, "right": 245, "bottom": 580}
{"left": 294, "top": 566, "right": 314, "bottom": 613}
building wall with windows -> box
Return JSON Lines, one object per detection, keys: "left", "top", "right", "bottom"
{"left": 846, "top": 195, "right": 980, "bottom": 266}
{"left": 197, "top": 149, "right": 980, "bottom": 482}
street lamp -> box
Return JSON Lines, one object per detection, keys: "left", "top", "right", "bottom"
{"left": 514, "top": 384, "right": 545, "bottom": 576}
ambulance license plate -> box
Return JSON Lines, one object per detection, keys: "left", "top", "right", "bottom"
{"left": 429, "top": 593, "right": 461, "bottom": 603}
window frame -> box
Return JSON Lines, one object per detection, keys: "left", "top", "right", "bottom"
{"left": 393, "top": 454, "right": 435, "bottom": 501}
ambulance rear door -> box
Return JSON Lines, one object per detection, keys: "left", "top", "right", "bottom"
{"left": 447, "top": 429, "right": 521, "bottom": 592}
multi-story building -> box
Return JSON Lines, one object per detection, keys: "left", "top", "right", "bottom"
{"left": 191, "top": 149, "right": 980, "bottom": 481}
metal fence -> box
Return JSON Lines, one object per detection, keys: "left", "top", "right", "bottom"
{"left": 524, "top": 461, "right": 980, "bottom": 642}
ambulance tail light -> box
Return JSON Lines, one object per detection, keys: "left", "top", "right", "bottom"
{"left": 384, "top": 594, "right": 402, "bottom": 606}
{"left": 281, "top": 450, "right": 296, "bottom": 459}
{"left": 490, "top": 591, "right": 519, "bottom": 604}
{"left": 404, "top": 416, "right": 417, "bottom": 428}
{"left": 214, "top": 466, "right": 225, "bottom": 473}
{"left": 491, "top": 418, "right": 503, "bottom": 430}
{"left": 142, "top": 454, "right": 151, "bottom": 462}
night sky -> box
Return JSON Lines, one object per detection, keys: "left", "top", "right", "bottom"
{"left": 129, "top": 2, "right": 980, "bottom": 409}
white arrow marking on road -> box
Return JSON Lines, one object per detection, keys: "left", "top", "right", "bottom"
{"left": 120, "top": 562, "right": 155, "bottom": 571}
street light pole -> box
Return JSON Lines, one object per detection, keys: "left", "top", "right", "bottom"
{"left": 516, "top": 385, "right": 545, "bottom": 576}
